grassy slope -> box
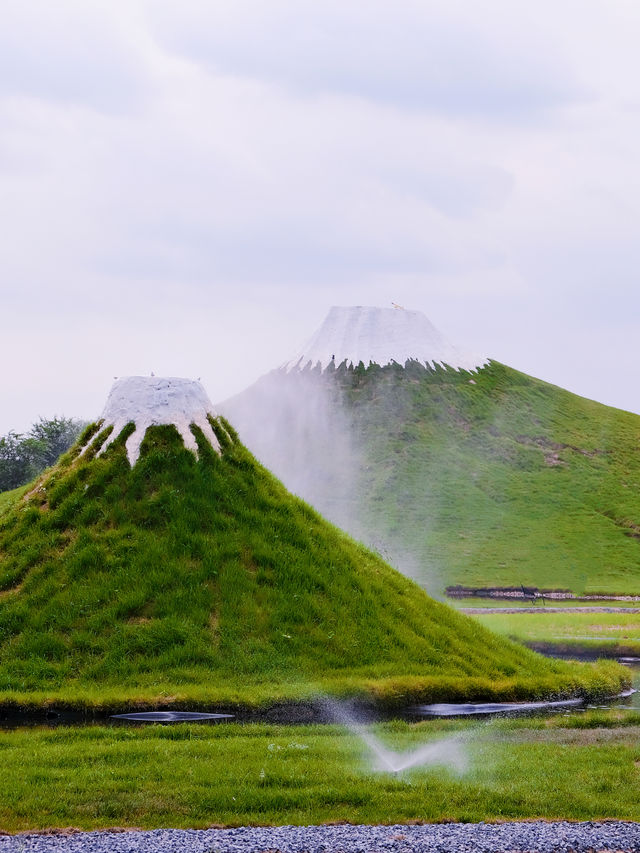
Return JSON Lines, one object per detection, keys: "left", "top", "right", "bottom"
{"left": 3, "top": 716, "right": 640, "bottom": 830}
{"left": 333, "top": 361, "right": 640, "bottom": 595}
{"left": 0, "top": 485, "right": 27, "bottom": 518}
{"left": 0, "top": 418, "right": 622, "bottom": 710}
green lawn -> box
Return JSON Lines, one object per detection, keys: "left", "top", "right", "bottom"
{"left": 453, "top": 597, "right": 640, "bottom": 608}
{"left": 2, "top": 716, "right": 640, "bottom": 832}
{"left": 469, "top": 609, "right": 640, "bottom": 655}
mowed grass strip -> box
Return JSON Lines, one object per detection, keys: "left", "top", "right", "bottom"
{"left": 471, "top": 610, "right": 640, "bottom": 650}
{"left": 453, "top": 598, "right": 640, "bottom": 608}
{"left": 2, "top": 719, "right": 640, "bottom": 832}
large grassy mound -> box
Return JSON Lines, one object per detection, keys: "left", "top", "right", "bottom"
{"left": 0, "top": 416, "right": 622, "bottom": 710}
{"left": 224, "top": 361, "right": 640, "bottom": 597}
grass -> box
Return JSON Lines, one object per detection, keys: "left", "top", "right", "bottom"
{"left": 349, "top": 362, "right": 640, "bottom": 595}
{"left": 453, "top": 597, "right": 640, "bottom": 608}
{"left": 2, "top": 417, "right": 617, "bottom": 709}
{"left": 230, "top": 361, "right": 640, "bottom": 596}
{"left": 0, "top": 485, "right": 27, "bottom": 518}
{"left": 2, "top": 716, "right": 640, "bottom": 832}
{"left": 469, "top": 608, "right": 640, "bottom": 656}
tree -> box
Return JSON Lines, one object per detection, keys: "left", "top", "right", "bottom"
{"left": 28, "top": 417, "right": 86, "bottom": 469}
{"left": 0, "top": 417, "right": 87, "bottom": 493}
{"left": 0, "top": 432, "right": 32, "bottom": 492}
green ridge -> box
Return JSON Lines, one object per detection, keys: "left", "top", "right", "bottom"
{"left": 343, "top": 361, "right": 640, "bottom": 595}
{"left": 0, "top": 415, "right": 622, "bottom": 710}
{"left": 228, "top": 361, "right": 640, "bottom": 597}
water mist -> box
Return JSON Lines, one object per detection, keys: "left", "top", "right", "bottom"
{"left": 322, "top": 698, "right": 468, "bottom": 776}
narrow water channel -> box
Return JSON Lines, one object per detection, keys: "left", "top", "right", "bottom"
{"left": 1, "top": 656, "right": 638, "bottom": 729}
{"left": 410, "top": 657, "right": 640, "bottom": 719}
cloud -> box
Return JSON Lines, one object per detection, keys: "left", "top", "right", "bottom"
{"left": 2, "top": 0, "right": 640, "bottom": 434}
{"left": 62, "top": 71, "right": 517, "bottom": 286}
{"left": 147, "top": 0, "right": 587, "bottom": 118}
{"left": 0, "top": 0, "right": 150, "bottom": 114}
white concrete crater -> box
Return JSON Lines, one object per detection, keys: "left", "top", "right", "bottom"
{"left": 95, "top": 376, "right": 221, "bottom": 465}
{"left": 285, "top": 306, "right": 487, "bottom": 373}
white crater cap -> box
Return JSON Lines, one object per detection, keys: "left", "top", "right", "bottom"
{"left": 284, "top": 306, "right": 487, "bottom": 372}
{"left": 96, "top": 376, "right": 221, "bottom": 465}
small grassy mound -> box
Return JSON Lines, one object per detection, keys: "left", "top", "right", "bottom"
{"left": 0, "top": 418, "right": 627, "bottom": 710}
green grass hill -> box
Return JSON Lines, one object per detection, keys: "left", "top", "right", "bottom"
{"left": 0, "top": 414, "right": 623, "bottom": 711}
{"left": 223, "top": 360, "right": 640, "bottom": 598}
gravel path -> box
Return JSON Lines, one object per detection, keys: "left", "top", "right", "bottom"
{"left": 2, "top": 822, "right": 640, "bottom": 852}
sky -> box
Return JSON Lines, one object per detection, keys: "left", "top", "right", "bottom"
{"left": 2, "top": 0, "right": 640, "bottom": 434}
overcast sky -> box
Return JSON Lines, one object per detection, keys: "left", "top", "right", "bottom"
{"left": 2, "top": 0, "right": 640, "bottom": 434}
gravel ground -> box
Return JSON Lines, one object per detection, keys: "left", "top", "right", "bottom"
{"left": 2, "top": 822, "right": 640, "bottom": 852}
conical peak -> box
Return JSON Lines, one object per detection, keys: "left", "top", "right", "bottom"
{"left": 285, "top": 305, "right": 487, "bottom": 372}
{"left": 102, "top": 376, "right": 213, "bottom": 422}
{"left": 96, "top": 376, "right": 221, "bottom": 465}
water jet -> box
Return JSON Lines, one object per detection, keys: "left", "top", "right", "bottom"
{"left": 323, "top": 698, "right": 468, "bottom": 775}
